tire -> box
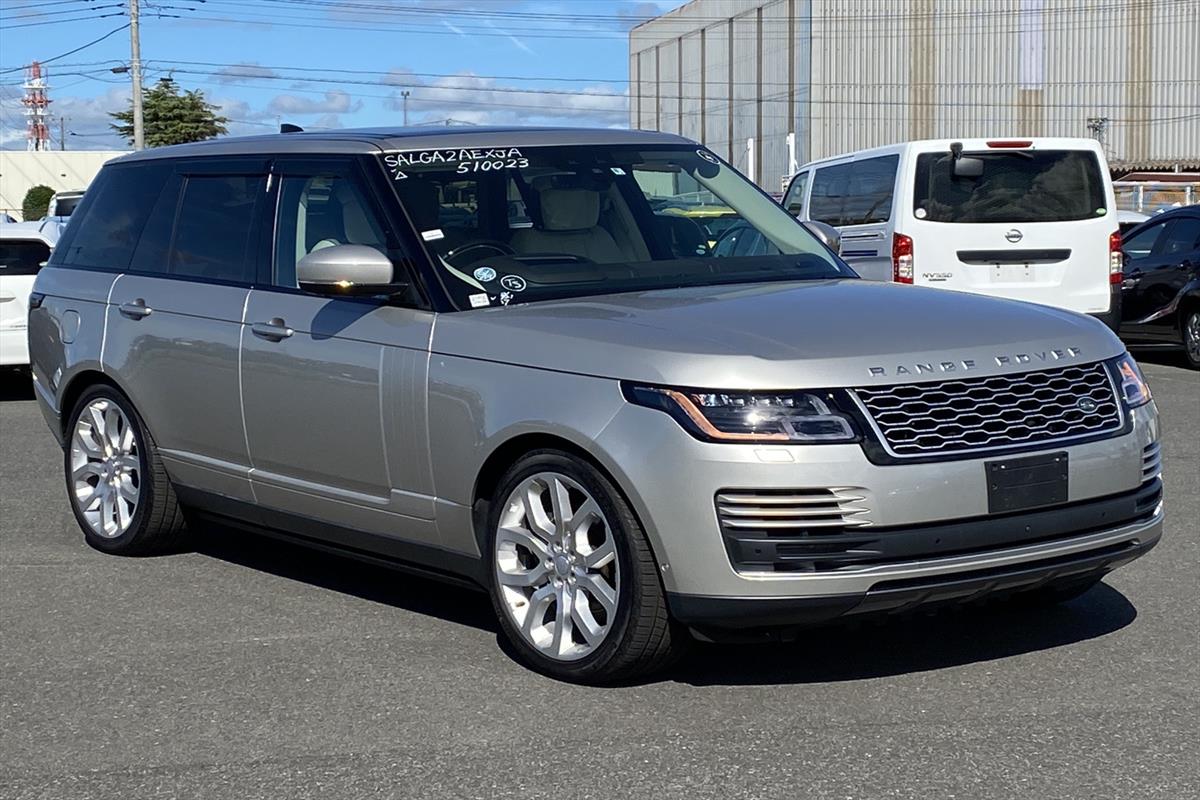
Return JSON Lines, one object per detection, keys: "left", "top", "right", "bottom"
{"left": 64, "top": 384, "right": 190, "bottom": 556}
{"left": 1010, "top": 575, "right": 1103, "bottom": 608}
{"left": 485, "top": 450, "right": 684, "bottom": 683}
{"left": 1182, "top": 307, "right": 1200, "bottom": 370}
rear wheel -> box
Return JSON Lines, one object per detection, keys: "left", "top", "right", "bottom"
{"left": 1182, "top": 307, "right": 1200, "bottom": 369}
{"left": 486, "top": 450, "right": 683, "bottom": 683}
{"left": 65, "top": 385, "right": 190, "bottom": 555}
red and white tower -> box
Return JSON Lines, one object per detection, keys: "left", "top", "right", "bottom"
{"left": 22, "top": 62, "right": 52, "bottom": 151}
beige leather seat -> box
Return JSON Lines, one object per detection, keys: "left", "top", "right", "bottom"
{"left": 511, "top": 188, "right": 623, "bottom": 263}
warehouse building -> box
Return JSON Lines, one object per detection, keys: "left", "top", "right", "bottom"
{"left": 0, "top": 151, "right": 127, "bottom": 220}
{"left": 629, "top": 0, "right": 1200, "bottom": 191}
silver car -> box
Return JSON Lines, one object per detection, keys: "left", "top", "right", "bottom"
{"left": 29, "top": 127, "right": 1163, "bottom": 682}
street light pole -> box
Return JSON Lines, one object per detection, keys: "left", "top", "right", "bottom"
{"left": 129, "top": 0, "right": 145, "bottom": 150}
{"left": 401, "top": 90, "right": 410, "bottom": 126}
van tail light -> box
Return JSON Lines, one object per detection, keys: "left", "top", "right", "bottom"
{"left": 892, "top": 233, "right": 914, "bottom": 283}
{"left": 986, "top": 140, "right": 1034, "bottom": 148}
{"left": 1109, "top": 230, "right": 1123, "bottom": 285}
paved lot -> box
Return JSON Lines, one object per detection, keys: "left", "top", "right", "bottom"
{"left": 1, "top": 353, "right": 1197, "bottom": 799}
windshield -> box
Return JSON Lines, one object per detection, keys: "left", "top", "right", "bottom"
{"left": 913, "top": 150, "right": 1107, "bottom": 224}
{"left": 378, "top": 144, "right": 852, "bottom": 309}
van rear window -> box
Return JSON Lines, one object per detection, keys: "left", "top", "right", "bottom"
{"left": 913, "top": 150, "right": 1106, "bottom": 224}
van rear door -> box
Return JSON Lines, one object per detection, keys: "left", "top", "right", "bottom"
{"left": 906, "top": 143, "right": 1115, "bottom": 317}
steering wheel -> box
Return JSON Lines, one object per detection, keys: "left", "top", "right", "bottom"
{"left": 445, "top": 240, "right": 516, "bottom": 267}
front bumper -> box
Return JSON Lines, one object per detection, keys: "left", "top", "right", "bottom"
{"left": 592, "top": 400, "right": 1161, "bottom": 601}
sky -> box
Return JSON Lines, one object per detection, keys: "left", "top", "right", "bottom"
{"left": 0, "top": 0, "right": 687, "bottom": 150}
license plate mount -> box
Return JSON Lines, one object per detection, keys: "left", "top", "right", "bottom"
{"left": 986, "top": 451, "right": 1068, "bottom": 513}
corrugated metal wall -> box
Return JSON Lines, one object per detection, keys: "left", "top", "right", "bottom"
{"left": 630, "top": 0, "right": 1199, "bottom": 188}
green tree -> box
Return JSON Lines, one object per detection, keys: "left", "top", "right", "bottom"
{"left": 110, "top": 77, "right": 229, "bottom": 148}
{"left": 22, "top": 185, "right": 54, "bottom": 221}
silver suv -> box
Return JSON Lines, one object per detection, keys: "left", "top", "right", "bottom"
{"left": 29, "top": 127, "right": 1163, "bottom": 682}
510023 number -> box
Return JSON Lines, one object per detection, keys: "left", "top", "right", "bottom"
{"left": 457, "top": 158, "right": 530, "bottom": 174}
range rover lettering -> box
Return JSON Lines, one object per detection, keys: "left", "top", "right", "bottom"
{"left": 28, "top": 127, "right": 1163, "bottom": 682}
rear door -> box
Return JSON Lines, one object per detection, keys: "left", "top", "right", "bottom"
{"left": 906, "top": 142, "right": 1114, "bottom": 315}
{"left": 0, "top": 235, "right": 51, "bottom": 365}
{"left": 104, "top": 159, "right": 266, "bottom": 502}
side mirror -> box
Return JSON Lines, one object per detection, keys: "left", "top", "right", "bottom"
{"left": 953, "top": 156, "right": 984, "bottom": 178}
{"left": 803, "top": 220, "right": 841, "bottom": 255}
{"left": 296, "top": 244, "right": 397, "bottom": 296}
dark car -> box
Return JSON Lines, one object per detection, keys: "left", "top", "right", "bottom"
{"left": 1119, "top": 206, "right": 1200, "bottom": 369}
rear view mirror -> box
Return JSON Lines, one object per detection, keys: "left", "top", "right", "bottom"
{"left": 953, "top": 157, "right": 984, "bottom": 178}
{"left": 296, "top": 244, "right": 398, "bottom": 296}
{"left": 803, "top": 220, "right": 842, "bottom": 255}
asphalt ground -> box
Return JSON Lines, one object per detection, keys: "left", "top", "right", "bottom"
{"left": 1, "top": 351, "right": 1197, "bottom": 799}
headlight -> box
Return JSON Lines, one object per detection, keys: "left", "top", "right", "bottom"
{"left": 622, "top": 384, "right": 857, "bottom": 443}
{"left": 1110, "top": 353, "right": 1151, "bottom": 408}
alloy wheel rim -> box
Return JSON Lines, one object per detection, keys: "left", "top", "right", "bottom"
{"left": 70, "top": 399, "right": 141, "bottom": 538}
{"left": 1186, "top": 312, "right": 1200, "bottom": 362}
{"left": 494, "top": 472, "right": 619, "bottom": 661}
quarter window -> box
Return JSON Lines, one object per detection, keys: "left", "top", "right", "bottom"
{"left": 170, "top": 175, "right": 264, "bottom": 282}
{"left": 51, "top": 162, "right": 172, "bottom": 271}
{"left": 1123, "top": 221, "right": 1168, "bottom": 261}
{"left": 1161, "top": 218, "right": 1200, "bottom": 257}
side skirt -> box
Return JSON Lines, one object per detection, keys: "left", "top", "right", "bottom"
{"left": 174, "top": 485, "right": 487, "bottom": 591}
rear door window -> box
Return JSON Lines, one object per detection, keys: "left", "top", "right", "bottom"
{"left": 0, "top": 239, "right": 52, "bottom": 275}
{"left": 170, "top": 174, "right": 264, "bottom": 283}
{"left": 913, "top": 150, "right": 1107, "bottom": 223}
{"left": 808, "top": 163, "right": 852, "bottom": 226}
{"left": 1122, "top": 220, "right": 1169, "bottom": 261}
{"left": 841, "top": 155, "right": 898, "bottom": 225}
{"left": 1161, "top": 217, "right": 1200, "bottom": 257}
{"left": 51, "top": 162, "right": 172, "bottom": 271}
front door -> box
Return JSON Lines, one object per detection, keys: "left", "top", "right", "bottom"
{"left": 240, "top": 156, "right": 439, "bottom": 545}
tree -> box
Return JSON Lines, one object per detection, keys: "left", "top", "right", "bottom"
{"left": 110, "top": 77, "right": 229, "bottom": 148}
{"left": 22, "top": 185, "right": 54, "bottom": 221}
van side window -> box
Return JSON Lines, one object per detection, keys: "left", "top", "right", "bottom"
{"left": 842, "top": 155, "right": 899, "bottom": 225}
{"left": 51, "top": 162, "right": 172, "bottom": 271}
{"left": 274, "top": 173, "right": 393, "bottom": 289}
{"left": 170, "top": 175, "right": 264, "bottom": 283}
{"left": 809, "top": 163, "right": 852, "bottom": 227}
{"left": 809, "top": 156, "right": 898, "bottom": 227}
{"left": 0, "top": 239, "right": 52, "bottom": 276}
{"left": 783, "top": 172, "right": 808, "bottom": 216}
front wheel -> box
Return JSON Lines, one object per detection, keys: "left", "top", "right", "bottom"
{"left": 486, "top": 451, "right": 684, "bottom": 683}
{"left": 64, "top": 385, "right": 190, "bottom": 555}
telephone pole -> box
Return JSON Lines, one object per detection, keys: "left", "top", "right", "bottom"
{"left": 59, "top": 116, "right": 66, "bottom": 150}
{"left": 401, "top": 90, "right": 410, "bottom": 126}
{"left": 129, "top": 0, "right": 145, "bottom": 150}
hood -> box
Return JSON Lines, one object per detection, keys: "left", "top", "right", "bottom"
{"left": 431, "top": 280, "right": 1125, "bottom": 389}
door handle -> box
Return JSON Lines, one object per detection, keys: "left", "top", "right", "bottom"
{"left": 251, "top": 318, "right": 294, "bottom": 341}
{"left": 118, "top": 298, "right": 152, "bottom": 319}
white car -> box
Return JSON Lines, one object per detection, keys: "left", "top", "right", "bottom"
{"left": 1, "top": 219, "right": 61, "bottom": 366}
{"left": 783, "top": 138, "right": 1121, "bottom": 329}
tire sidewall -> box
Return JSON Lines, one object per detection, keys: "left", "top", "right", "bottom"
{"left": 64, "top": 385, "right": 156, "bottom": 553}
{"left": 1183, "top": 309, "right": 1200, "bottom": 368}
{"left": 485, "top": 451, "right": 644, "bottom": 679}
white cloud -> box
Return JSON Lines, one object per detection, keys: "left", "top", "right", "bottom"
{"left": 212, "top": 63, "right": 282, "bottom": 84}
{"left": 267, "top": 91, "right": 361, "bottom": 116}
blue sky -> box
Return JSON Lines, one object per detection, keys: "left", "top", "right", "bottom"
{"left": 0, "top": 0, "right": 686, "bottom": 150}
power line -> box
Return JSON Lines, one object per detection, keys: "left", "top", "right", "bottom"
{"left": 0, "top": 23, "right": 130, "bottom": 74}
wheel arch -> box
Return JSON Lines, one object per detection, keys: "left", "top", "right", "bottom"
{"left": 57, "top": 369, "right": 135, "bottom": 441}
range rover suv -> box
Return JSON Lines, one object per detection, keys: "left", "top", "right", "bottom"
{"left": 29, "top": 127, "right": 1163, "bottom": 682}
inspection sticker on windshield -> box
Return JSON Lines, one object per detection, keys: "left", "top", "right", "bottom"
{"left": 421, "top": 228, "right": 445, "bottom": 241}
{"left": 500, "top": 275, "right": 527, "bottom": 292}
{"left": 469, "top": 293, "right": 491, "bottom": 308}
{"left": 473, "top": 266, "right": 497, "bottom": 283}
{"left": 610, "top": 167, "right": 626, "bottom": 175}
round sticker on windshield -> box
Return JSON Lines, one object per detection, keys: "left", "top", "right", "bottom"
{"left": 914, "top": 207, "right": 928, "bottom": 219}
{"left": 696, "top": 149, "right": 720, "bottom": 165}
{"left": 500, "top": 274, "right": 527, "bottom": 292}
{"left": 1096, "top": 207, "right": 1107, "bottom": 216}
{"left": 473, "top": 266, "right": 497, "bottom": 283}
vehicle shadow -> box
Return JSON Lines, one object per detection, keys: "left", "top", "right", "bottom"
{"left": 669, "top": 583, "right": 1137, "bottom": 686}
{"left": 1128, "top": 347, "right": 1190, "bottom": 370}
{"left": 194, "top": 520, "right": 1137, "bottom": 686}
{"left": 0, "top": 370, "right": 34, "bottom": 401}
{"left": 194, "top": 521, "right": 499, "bottom": 634}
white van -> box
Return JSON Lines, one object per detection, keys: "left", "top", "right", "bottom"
{"left": 0, "top": 219, "right": 61, "bottom": 366}
{"left": 783, "top": 138, "right": 1121, "bottom": 327}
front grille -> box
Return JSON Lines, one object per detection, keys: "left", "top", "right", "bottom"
{"left": 1141, "top": 442, "right": 1162, "bottom": 482}
{"left": 853, "top": 362, "right": 1122, "bottom": 457}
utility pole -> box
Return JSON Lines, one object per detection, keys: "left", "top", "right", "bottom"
{"left": 59, "top": 116, "right": 66, "bottom": 150}
{"left": 401, "top": 90, "right": 411, "bottom": 126}
{"left": 129, "top": 0, "right": 145, "bottom": 150}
